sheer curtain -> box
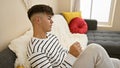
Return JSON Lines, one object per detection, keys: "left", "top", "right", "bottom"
{"left": 71, "top": 0, "right": 80, "bottom": 12}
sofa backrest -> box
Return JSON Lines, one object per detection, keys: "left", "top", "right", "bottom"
{"left": 84, "top": 19, "right": 97, "bottom": 30}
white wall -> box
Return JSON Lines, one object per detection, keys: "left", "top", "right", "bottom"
{"left": 28, "top": 0, "right": 58, "bottom": 14}
{"left": 0, "top": 0, "right": 31, "bottom": 51}
{"left": 57, "top": 0, "right": 71, "bottom": 13}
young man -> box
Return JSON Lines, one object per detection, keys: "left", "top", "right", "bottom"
{"left": 27, "top": 4, "right": 120, "bottom": 68}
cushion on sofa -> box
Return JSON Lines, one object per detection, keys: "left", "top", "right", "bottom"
{"left": 62, "top": 12, "right": 81, "bottom": 24}
{"left": 69, "top": 17, "right": 88, "bottom": 34}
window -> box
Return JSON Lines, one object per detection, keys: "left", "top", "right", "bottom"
{"left": 80, "top": 0, "right": 116, "bottom": 25}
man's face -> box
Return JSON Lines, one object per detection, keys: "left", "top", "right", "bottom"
{"left": 40, "top": 13, "right": 53, "bottom": 32}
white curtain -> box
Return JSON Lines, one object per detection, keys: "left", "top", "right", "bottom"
{"left": 71, "top": 0, "right": 80, "bottom": 12}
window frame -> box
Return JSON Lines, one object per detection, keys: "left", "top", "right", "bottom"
{"left": 80, "top": 0, "right": 117, "bottom": 27}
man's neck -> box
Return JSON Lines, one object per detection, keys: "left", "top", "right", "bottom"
{"left": 33, "top": 27, "right": 47, "bottom": 39}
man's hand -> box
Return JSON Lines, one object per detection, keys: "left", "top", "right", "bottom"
{"left": 69, "top": 42, "right": 82, "bottom": 57}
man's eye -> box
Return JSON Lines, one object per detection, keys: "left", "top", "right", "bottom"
{"left": 48, "top": 17, "right": 51, "bottom": 20}
{"left": 48, "top": 18, "right": 51, "bottom": 20}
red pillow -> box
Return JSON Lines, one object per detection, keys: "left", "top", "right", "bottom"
{"left": 69, "top": 17, "right": 88, "bottom": 34}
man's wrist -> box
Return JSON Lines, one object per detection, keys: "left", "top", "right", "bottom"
{"left": 68, "top": 51, "right": 78, "bottom": 57}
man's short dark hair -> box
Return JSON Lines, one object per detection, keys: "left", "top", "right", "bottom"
{"left": 27, "top": 4, "right": 54, "bottom": 20}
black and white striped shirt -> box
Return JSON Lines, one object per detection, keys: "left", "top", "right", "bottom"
{"left": 27, "top": 33, "right": 77, "bottom": 68}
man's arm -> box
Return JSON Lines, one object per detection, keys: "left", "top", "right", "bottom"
{"left": 60, "top": 42, "right": 82, "bottom": 67}
{"left": 28, "top": 52, "right": 52, "bottom": 68}
{"left": 56, "top": 42, "right": 82, "bottom": 68}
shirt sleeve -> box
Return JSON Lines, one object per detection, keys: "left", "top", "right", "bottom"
{"left": 58, "top": 46, "right": 77, "bottom": 68}
{"left": 64, "top": 53, "right": 77, "bottom": 65}
{"left": 59, "top": 53, "right": 77, "bottom": 68}
{"left": 55, "top": 36, "right": 77, "bottom": 68}
{"left": 28, "top": 52, "right": 53, "bottom": 68}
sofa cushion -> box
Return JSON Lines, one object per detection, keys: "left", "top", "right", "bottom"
{"left": 69, "top": 17, "right": 88, "bottom": 34}
{"left": 0, "top": 47, "right": 16, "bottom": 68}
{"left": 87, "top": 30, "right": 120, "bottom": 59}
{"left": 62, "top": 12, "right": 81, "bottom": 24}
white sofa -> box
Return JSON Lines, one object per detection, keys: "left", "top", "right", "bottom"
{"left": 0, "top": 14, "right": 88, "bottom": 68}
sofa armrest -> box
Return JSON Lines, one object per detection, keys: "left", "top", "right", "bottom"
{"left": 84, "top": 19, "right": 97, "bottom": 30}
{"left": 0, "top": 47, "right": 16, "bottom": 68}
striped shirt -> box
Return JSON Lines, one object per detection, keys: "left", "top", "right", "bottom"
{"left": 27, "top": 33, "right": 77, "bottom": 68}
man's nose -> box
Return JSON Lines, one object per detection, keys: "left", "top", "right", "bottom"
{"left": 50, "top": 19, "right": 53, "bottom": 24}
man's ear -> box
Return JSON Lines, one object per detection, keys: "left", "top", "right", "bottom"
{"left": 35, "top": 16, "right": 41, "bottom": 24}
